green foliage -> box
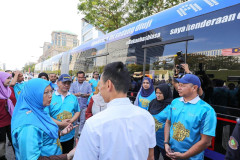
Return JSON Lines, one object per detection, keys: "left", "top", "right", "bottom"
{"left": 78, "top": 0, "right": 187, "bottom": 32}
{"left": 22, "top": 62, "right": 36, "bottom": 73}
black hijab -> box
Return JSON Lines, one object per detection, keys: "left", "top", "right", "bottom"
{"left": 38, "top": 72, "right": 49, "bottom": 81}
{"left": 148, "top": 83, "right": 173, "bottom": 115}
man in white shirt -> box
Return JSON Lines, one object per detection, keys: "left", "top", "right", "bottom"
{"left": 73, "top": 61, "right": 156, "bottom": 160}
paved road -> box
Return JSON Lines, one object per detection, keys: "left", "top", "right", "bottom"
{"left": 6, "top": 137, "right": 15, "bottom": 160}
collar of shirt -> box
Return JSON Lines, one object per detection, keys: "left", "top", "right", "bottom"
{"left": 179, "top": 96, "right": 200, "bottom": 104}
{"left": 107, "top": 97, "right": 131, "bottom": 108}
{"left": 55, "top": 90, "right": 71, "bottom": 102}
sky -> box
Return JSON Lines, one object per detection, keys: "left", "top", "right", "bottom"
{"left": 0, "top": 0, "right": 83, "bottom": 70}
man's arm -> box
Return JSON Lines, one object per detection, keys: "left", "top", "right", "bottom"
{"left": 164, "top": 119, "right": 172, "bottom": 155}
{"left": 10, "top": 71, "right": 20, "bottom": 87}
{"left": 147, "top": 148, "right": 154, "bottom": 160}
{"left": 70, "top": 112, "right": 80, "bottom": 123}
{"left": 168, "top": 134, "right": 212, "bottom": 159}
{"left": 51, "top": 118, "right": 70, "bottom": 130}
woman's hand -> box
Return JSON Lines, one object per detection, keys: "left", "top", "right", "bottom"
{"left": 60, "top": 123, "right": 78, "bottom": 136}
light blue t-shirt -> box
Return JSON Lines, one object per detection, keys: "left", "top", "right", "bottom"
{"left": 167, "top": 97, "right": 217, "bottom": 160}
{"left": 89, "top": 78, "right": 99, "bottom": 92}
{"left": 138, "top": 91, "right": 156, "bottom": 110}
{"left": 152, "top": 105, "right": 170, "bottom": 149}
{"left": 45, "top": 91, "right": 80, "bottom": 142}
{"left": 14, "top": 82, "right": 25, "bottom": 100}
{"left": 12, "top": 124, "right": 62, "bottom": 160}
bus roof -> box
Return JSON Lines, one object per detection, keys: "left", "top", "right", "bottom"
{"left": 72, "top": 0, "right": 240, "bottom": 54}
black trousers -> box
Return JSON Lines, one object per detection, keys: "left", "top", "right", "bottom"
{"left": 60, "top": 137, "right": 74, "bottom": 154}
{"left": 0, "top": 125, "right": 14, "bottom": 159}
{"left": 154, "top": 145, "right": 171, "bottom": 160}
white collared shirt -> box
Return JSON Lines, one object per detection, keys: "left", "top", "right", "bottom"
{"left": 73, "top": 97, "right": 156, "bottom": 160}
{"left": 55, "top": 90, "right": 71, "bottom": 102}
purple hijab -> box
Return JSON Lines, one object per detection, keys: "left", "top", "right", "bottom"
{"left": 140, "top": 77, "right": 155, "bottom": 97}
{"left": 0, "top": 72, "right": 14, "bottom": 116}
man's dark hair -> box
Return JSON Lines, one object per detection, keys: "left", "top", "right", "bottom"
{"left": 77, "top": 71, "right": 85, "bottom": 77}
{"left": 102, "top": 62, "right": 130, "bottom": 93}
{"left": 5, "top": 70, "right": 12, "bottom": 73}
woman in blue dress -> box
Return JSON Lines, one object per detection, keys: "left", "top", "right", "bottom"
{"left": 148, "top": 83, "right": 173, "bottom": 160}
{"left": 11, "top": 78, "right": 76, "bottom": 160}
{"left": 134, "top": 77, "right": 156, "bottom": 110}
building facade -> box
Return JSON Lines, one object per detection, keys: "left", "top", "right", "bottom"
{"left": 39, "top": 31, "right": 79, "bottom": 62}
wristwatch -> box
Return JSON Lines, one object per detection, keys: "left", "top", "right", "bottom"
{"left": 164, "top": 142, "right": 169, "bottom": 145}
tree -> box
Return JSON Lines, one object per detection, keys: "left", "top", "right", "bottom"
{"left": 22, "top": 62, "right": 36, "bottom": 73}
{"left": 78, "top": 0, "right": 188, "bottom": 32}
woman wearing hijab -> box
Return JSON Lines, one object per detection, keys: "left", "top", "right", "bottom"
{"left": 148, "top": 83, "right": 173, "bottom": 160}
{"left": 134, "top": 77, "right": 156, "bottom": 110}
{"left": 85, "top": 82, "right": 107, "bottom": 120}
{"left": 0, "top": 72, "right": 16, "bottom": 160}
{"left": 38, "top": 72, "right": 49, "bottom": 81}
{"left": 11, "top": 78, "right": 76, "bottom": 160}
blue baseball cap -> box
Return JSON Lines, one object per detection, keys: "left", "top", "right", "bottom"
{"left": 176, "top": 74, "right": 201, "bottom": 88}
{"left": 58, "top": 74, "right": 72, "bottom": 82}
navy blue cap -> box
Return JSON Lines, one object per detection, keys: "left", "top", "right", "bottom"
{"left": 58, "top": 74, "right": 72, "bottom": 82}
{"left": 176, "top": 74, "right": 201, "bottom": 88}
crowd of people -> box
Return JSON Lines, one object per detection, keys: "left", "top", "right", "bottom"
{"left": 0, "top": 61, "right": 239, "bottom": 160}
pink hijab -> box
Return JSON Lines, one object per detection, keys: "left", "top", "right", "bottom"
{"left": 0, "top": 72, "right": 14, "bottom": 116}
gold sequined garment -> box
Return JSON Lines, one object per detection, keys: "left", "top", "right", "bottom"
{"left": 56, "top": 111, "right": 72, "bottom": 121}
{"left": 154, "top": 117, "right": 163, "bottom": 132}
{"left": 172, "top": 121, "right": 190, "bottom": 142}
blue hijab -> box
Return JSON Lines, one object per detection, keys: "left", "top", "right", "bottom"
{"left": 11, "top": 78, "right": 59, "bottom": 139}
{"left": 140, "top": 77, "right": 155, "bottom": 97}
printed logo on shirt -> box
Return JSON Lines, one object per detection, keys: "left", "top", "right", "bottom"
{"left": 18, "top": 91, "right": 21, "bottom": 95}
{"left": 139, "top": 99, "right": 150, "bottom": 108}
{"left": 153, "top": 117, "right": 163, "bottom": 132}
{"left": 228, "top": 136, "right": 238, "bottom": 150}
{"left": 57, "top": 111, "right": 72, "bottom": 121}
{"left": 172, "top": 107, "right": 176, "bottom": 110}
{"left": 172, "top": 121, "right": 190, "bottom": 142}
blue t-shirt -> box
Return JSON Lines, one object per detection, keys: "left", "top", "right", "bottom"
{"left": 152, "top": 105, "right": 170, "bottom": 149}
{"left": 167, "top": 97, "right": 217, "bottom": 160}
{"left": 45, "top": 91, "right": 80, "bottom": 142}
{"left": 89, "top": 78, "right": 99, "bottom": 92}
{"left": 12, "top": 124, "right": 62, "bottom": 160}
{"left": 138, "top": 91, "right": 156, "bottom": 110}
{"left": 14, "top": 82, "right": 25, "bottom": 100}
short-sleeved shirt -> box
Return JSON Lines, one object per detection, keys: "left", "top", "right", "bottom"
{"left": 152, "top": 105, "right": 170, "bottom": 149}
{"left": 14, "top": 82, "right": 25, "bottom": 100}
{"left": 88, "top": 78, "right": 99, "bottom": 93}
{"left": 73, "top": 98, "right": 156, "bottom": 160}
{"left": 138, "top": 91, "right": 156, "bottom": 110}
{"left": 45, "top": 91, "right": 80, "bottom": 142}
{"left": 69, "top": 81, "right": 92, "bottom": 109}
{"left": 167, "top": 96, "right": 217, "bottom": 160}
{"left": 12, "top": 124, "right": 62, "bottom": 160}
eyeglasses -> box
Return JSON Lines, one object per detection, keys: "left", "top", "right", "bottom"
{"left": 44, "top": 90, "right": 53, "bottom": 96}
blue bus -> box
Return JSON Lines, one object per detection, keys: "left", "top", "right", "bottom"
{"left": 35, "top": 0, "right": 240, "bottom": 159}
